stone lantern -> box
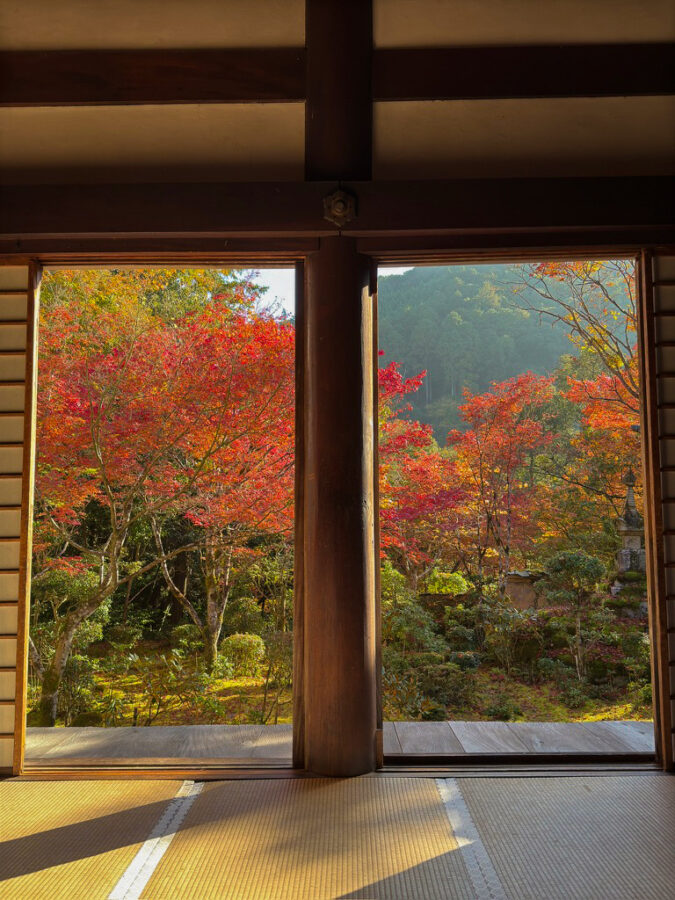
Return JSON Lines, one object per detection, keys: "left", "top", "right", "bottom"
{"left": 615, "top": 468, "right": 645, "bottom": 574}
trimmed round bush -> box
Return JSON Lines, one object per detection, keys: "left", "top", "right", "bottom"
{"left": 221, "top": 632, "right": 265, "bottom": 677}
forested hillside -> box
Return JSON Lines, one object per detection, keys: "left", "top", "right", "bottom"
{"left": 378, "top": 265, "right": 571, "bottom": 437}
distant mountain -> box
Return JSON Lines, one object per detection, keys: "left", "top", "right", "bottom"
{"left": 378, "top": 264, "right": 572, "bottom": 440}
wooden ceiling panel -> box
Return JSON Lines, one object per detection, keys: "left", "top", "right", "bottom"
{"left": 374, "top": 97, "right": 675, "bottom": 179}
{"left": 374, "top": 0, "right": 675, "bottom": 46}
{"left": 0, "top": 0, "right": 304, "bottom": 49}
{"left": 0, "top": 104, "right": 305, "bottom": 183}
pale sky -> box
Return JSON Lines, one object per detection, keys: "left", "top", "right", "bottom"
{"left": 251, "top": 267, "right": 413, "bottom": 316}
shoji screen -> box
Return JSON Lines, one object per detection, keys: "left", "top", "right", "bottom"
{"left": 642, "top": 250, "right": 675, "bottom": 770}
{"left": 0, "top": 263, "right": 38, "bottom": 775}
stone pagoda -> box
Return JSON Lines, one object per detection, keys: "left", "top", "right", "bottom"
{"left": 615, "top": 468, "right": 646, "bottom": 574}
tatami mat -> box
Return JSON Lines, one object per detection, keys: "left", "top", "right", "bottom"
{"left": 460, "top": 775, "right": 675, "bottom": 900}
{"left": 142, "top": 778, "right": 474, "bottom": 900}
{"left": 0, "top": 781, "right": 181, "bottom": 899}
{"left": 3, "top": 775, "right": 675, "bottom": 899}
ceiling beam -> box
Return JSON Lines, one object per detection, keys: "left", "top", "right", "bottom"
{"left": 0, "top": 49, "right": 306, "bottom": 106}
{"left": 1, "top": 44, "right": 673, "bottom": 108}
{"left": 373, "top": 44, "right": 675, "bottom": 101}
{"left": 1, "top": 178, "right": 672, "bottom": 242}
{"left": 0, "top": 182, "right": 334, "bottom": 238}
{"left": 344, "top": 177, "right": 675, "bottom": 235}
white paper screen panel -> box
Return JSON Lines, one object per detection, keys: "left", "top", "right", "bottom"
{"left": 0, "top": 669, "right": 15, "bottom": 696}
{"left": 0, "top": 266, "right": 28, "bottom": 746}
{"left": 0, "top": 418, "right": 24, "bottom": 443}
{"left": 0, "top": 606, "right": 18, "bottom": 632}
{"left": 0, "top": 639, "right": 17, "bottom": 667}
{"left": 0, "top": 326, "right": 27, "bottom": 351}
{"left": 652, "top": 254, "right": 675, "bottom": 759}
{"left": 0, "top": 705, "right": 14, "bottom": 732}
{"left": 0, "top": 448, "right": 22, "bottom": 473}
{"left": 374, "top": 0, "right": 675, "bottom": 46}
{"left": 0, "top": 737, "right": 13, "bottom": 767}
{"left": 655, "top": 258, "right": 675, "bottom": 281}
{"left": 0, "top": 296, "right": 28, "bottom": 321}
{"left": 0, "top": 0, "right": 304, "bottom": 49}
{"left": 0, "top": 574, "right": 19, "bottom": 602}
{"left": 374, "top": 97, "right": 675, "bottom": 180}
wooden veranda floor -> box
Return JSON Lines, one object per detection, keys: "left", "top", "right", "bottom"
{"left": 24, "top": 720, "right": 654, "bottom": 766}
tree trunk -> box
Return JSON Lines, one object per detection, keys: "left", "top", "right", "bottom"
{"left": 203, "top": 626, "right": 220, "bottom": 673}
{"left": 169, "top": 552, "right": 188, "bottom": 626}
{"left": 202, "top": 538, "right": 230, "bottom": 673}
{"left": 35, "top": 616, "right": 81, "bottom": 726}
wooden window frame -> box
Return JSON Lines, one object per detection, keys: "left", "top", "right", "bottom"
{"left": 3, "top": 242, "right": 673, "bottom": 777}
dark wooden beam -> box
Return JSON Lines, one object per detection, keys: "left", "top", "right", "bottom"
{"left": 0, "top": 49, "right": 306, "bottom": 106}
{"left": 0, "top": 182, "right": 335, "bottom": 239}
{"left": 2, "top": 178, "right": 672, "bottom": 242}
{"left": 345, "top": 177, "right": 675, "bottom": 236}
{"left": 373, "top": 44, "right": 675, "bottom": 101}
{"left": 5, "top": 42, "right": 671, "bottom": 108}
{"left": 357, "top": 231, "right": 675, "bottom": 262}
{"left": 0, "top": 237, "right": 319, "bottom": 266}
{"left": 305, "top": 0, "right": 372, "bottom": 180}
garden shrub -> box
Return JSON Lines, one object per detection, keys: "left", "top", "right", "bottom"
{"left": 258, "top": 631, "right": 293, "bottom": 724}
{"left": 224, "top": 596, "right": 265, "bottom": 637}
{"left": 381, "top": 561, "right": 446, "bottom": 652}
{"left": 406, "top": 651, "right": 445, "bottom": 669}
{"left": 630, "top": 681, "right": 652, "bottom": 706}
{"left": 382, "top": 646, "right": 412, "bottom": 677}
{"left": 382, "top": 667, "right": 429, "bottom": 720}
{"left": 423, "top": 569, "right": 470, "bottom": 596}
{"left": 483, "top": 604, "right": 543, "bottom": 678}
{"left": 211, "top": 655, "right": 234, "bottom": 679}
{"left": 71, "top": 710, "right": 104, "bottom": 726}
{"left": 221, "top": 632, "right": 265, "bottom": 677}
{"left": 169, "top": 623, "right": 204, "bottom": 652}
{"left": 105, "top": 623, "right": 143, "bottom": 649}
{"left": 421, "top": 701, "right": 448, "bottom": 721}
{"left": 128, "top": 649, "right": 209, "bottom": 725}
{"left": 418, "top": 662, "right": 476, "bottom": 709}
{"left": 447, "top": 650, "right": 481, "bottom": 670}
{"left": 558, "top": 682, "right": 589, "bottom": 709}
{"left": 445, "top": 623, "right": 476, "bottom": 651}
{"left": 57, "top": 653, "right": 98, "bottom": 725}
{"left": 537, "top": 657, "right": 575, "bottom": 683}
{"left": 263, "top": 631, "right": 293, "bottom": 688}
{"left": 484, "top": 694, "right": 522, "bottom": 721}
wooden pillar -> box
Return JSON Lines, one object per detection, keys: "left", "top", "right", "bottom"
{"left": 303, "top": 236, "right": 377, "bottom": 776}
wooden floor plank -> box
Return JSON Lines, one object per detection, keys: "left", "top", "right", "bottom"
{"left": 180, "top": 724, "right": 265, "bottom": 758}
{"left": 393, "top": 722, "right": 464, "bottom": 754}
{"left": 583, "top": 721, "right": 655, "bottom": 753}
{"left": 383, "top": 721, "right": 402, "bottom": 754}
{"left": 450, "top": 721, "right": 530, "bottom": 754}
{"left": 249, "top": 724, "right": 292, "bottom": 758}
{"left": 22, "top": 727, "right": 74, "bottom": 757}
{"left": 508, "top": 723, "right": 616, "bottom": 753}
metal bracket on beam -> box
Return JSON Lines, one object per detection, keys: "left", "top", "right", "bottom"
{"left": 323, "top": 189, "right": 357, "bottom": 228}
